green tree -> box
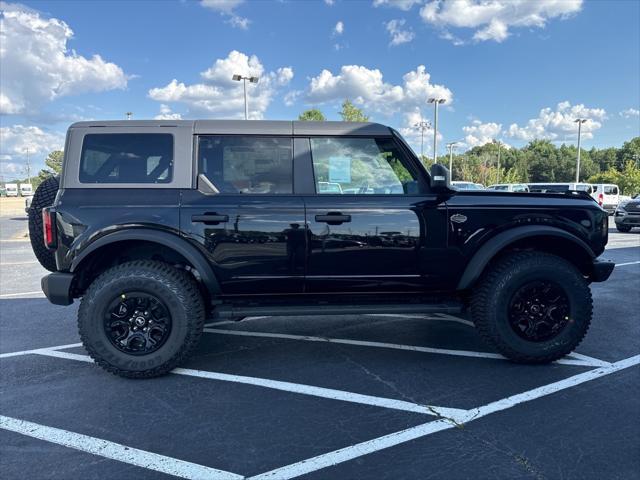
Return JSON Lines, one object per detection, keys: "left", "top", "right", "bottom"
{"left": 339, "top": 99, "right": 369, "bottom": 122}
{"left": 588, "top": 161, "right": 640, "bottom": 196}
{"left": 298, "top": 108, "right": 326, "bottom": 121}
{"left": 617, "top": 137, "right": 640, "bottom": 167}
{"left": 38, "top": 150, "right": 64, "bottom": 182}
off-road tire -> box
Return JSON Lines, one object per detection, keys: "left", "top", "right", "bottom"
{"left": 78, "top": 260, "right": 205, "bottom": 378}
{"left": 28, "top": 176, "right": 59, "bottom": 271}
{"left": 470, "top": 252, "right": 592, "bottom": 364}
{"left": 616, "top": 224, "right": 632, "bottom": 233}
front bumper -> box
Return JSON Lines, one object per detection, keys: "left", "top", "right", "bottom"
{"left": 590, "top": 259, "right": 615, "bottom": 282}
{"left": 41, "top": 272, "right": 74, "bottom": 305}
{"left": 614, "top": 211, "right": 640, "bottom": 226}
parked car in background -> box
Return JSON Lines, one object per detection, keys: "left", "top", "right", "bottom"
{"left": 25, "top": 195, "right": 33, "bottom": 213}
{"left": 527, "top": 183, "right": 593, "bottom": 194}
{"left": 487, "top": 183, "right": 529, "bottom": 192}
{"left": 613, "top": 194, "right": 640, "bottom": 232}
{"left": 20, "top": 183, "right": 34, "bottom": 196}
{"left": 5, "top": 184, "right": 18, "bottom": 197}
{"left": 451, "top": 181, "right": 485, "bottom": 190}
{"left": 591, "top": 184, "right": 620, "bottom": 213}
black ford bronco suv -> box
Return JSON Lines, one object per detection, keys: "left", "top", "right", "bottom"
{"left": 30, "top": 120, "right": 614, "bottom": 378}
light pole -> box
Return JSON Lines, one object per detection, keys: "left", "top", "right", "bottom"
{"left": 232, "top": 74, "right": 259, "bottom": 120}
{"left": 493, "top": 139, "right": 502, "bottom": 184}
{"left": 126, "top": 112, "right": 132, "bottom": 120}
{"left": 446, "top": 141, "right": 458, "bottom": 176}
{"left": 428, "top": 98, "right": 446, "bottom": 164}
{"left": 25, "top": 148, "right": 31, "bottom": 186}
{"left": 574, "top": 118, "right": 588, "bottom": 182}
{"left": 414, "top": 119, "right": 431, "bottom": 160}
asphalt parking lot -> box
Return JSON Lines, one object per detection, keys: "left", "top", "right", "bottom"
{"left": 1, "top": 212, "right": 639, "bottom": 480}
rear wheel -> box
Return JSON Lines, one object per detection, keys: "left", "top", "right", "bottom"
{"left": 616, "top": 224, "right": 632, "bottom": 233}
{"left": 78, "top": 260, "right": 205, "bottom": 378}
{"left": 28, "top": 176, "right": 59, "bottom": 271}
{"left": 470, "top": 252, "right": 592, "bottom": 364}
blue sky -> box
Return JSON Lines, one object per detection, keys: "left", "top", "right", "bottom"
{"left": 1, "top": 0, "right": 639, "bottom": 179}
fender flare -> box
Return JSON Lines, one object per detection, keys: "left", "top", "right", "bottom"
{"left": 456, "top": 225, "right": 595, "bottom": 290}
{"left": 70, "top": 229, "right": 221, "bottom": 295}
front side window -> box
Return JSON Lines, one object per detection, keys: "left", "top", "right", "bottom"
{"left": 310, "top": 137, "right": 417, "bottom": 195}
{"left": 604, "top": 185, "right": 618, "bottom": 195}
{"left": 80, "top": 134, "right": 173, "bottom": 183}
{"left": 198, "top": 136, "right": 293, "bottom": 194}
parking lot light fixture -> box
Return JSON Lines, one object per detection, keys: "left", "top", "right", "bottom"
{"left": 493, "top": 139, "right": 503, "bottom": 184}
{"left": 574, "top": 118, "right": 588, "bottom": 182}
{"left": 428, "top": 98, "right": 446, "bottom": 164}
{"left": 232, "top": 74, "right": 260, "bottom": 120}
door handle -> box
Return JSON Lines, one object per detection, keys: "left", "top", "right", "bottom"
{"left": 315, "top": 213, "right": 351, "bottom": 225}
{"left": 192, "top": 214, "right": 229, "bottom": 224}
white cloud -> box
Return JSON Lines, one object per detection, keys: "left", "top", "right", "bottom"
{"left": 333, "top": 20, "right": 344, "bottom": 35}
{"left": 154, "top": 104, "right": 183, "bottom": 120}
{"left": 619, "top": 108, "right": 640, "bottom": 118}
{"left": 420, "top": 0, "right": 583, "bottom": 43}
{"left": 463, "top": 120, "right": 503, "bottom": 147}
{"left": 200, "top": 0, "right": 249, "bottom": 29}
{"left": 507, "top": 101, "right": 606, "bottom": 141}
{"left": 0, "top": 3, "right": 128, "bottom": 116}
{"left": 324, "top": 0, "right": 335, "bottom": 5}
{"left": 148, "top": 50, "right": 293, "bottom": 119}
{"left": 0, "top": 125, "right": 65, "bottom": 156}
{"left": 305, "top": 64, "right": 452, "bottom": 116}
{"left": 373, "top": 0, "right": 422, "bottom": 11}
{"left": 385, "top": 19, "right": 415, "bottom": 46}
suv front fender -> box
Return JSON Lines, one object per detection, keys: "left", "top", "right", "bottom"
{"left": 456, "top": 225, "right": 596, "bottom": 290}
{"left": 70, "top": 229, "right": 221, "bottom": 296}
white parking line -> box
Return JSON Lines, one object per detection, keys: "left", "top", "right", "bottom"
{"left": 0, "top": 290, "right": 44, "bottom": 298}
{"left": 616, "top": 260, "right": 640, "bottom": 267}
{"left": 366, "top": 313, "right": 475, "bottom": 327}
{"left": 0, "top": 415, "right": 243, "bottom": 480}
{"left": 248, "top": 354, "right": 640, "bottom": 480}
{"left": 203, "top": 328, "right": 602, "bottom": 367}
{"left": 31, "top": 349, "right": 465, "bottom": 419}
{"left": 0, "top": 261, "right": 39, "bottom": 266}
{"left": 0, "top": 343, "right": 82, "bottom": 359}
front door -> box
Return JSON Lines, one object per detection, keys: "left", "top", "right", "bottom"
{"left": 303, "top": 136, "right": 446, "bottom": 293}
{"left": 181, "top": 135, "right": 306, "bottom": 295}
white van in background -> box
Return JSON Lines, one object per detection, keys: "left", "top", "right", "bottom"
{"left": 5, "top": 184, "right": 18, "bottom": 197}
{"left": 591, "top": 184, "right": 620, "bottom": 213}
{"left": 20, "top": 183, "right": 34, "bottom": 196}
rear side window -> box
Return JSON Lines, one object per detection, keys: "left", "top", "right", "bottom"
{"left": 80, "top": 134, "right": 173, "bottom": 184}
{"left": 198, "top": 136, "right": 293, "bottom": 194}
{"left": 604, "top": 185, "right": 618, "bottom": 195}
{"left": 309, "top": 137, "right": 418, "bottom": 195}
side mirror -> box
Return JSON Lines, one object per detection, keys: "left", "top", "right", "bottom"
{"left": 430, "top": 163, "right": 451, "bottom": 192}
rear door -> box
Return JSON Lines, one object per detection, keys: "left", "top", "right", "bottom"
{"left": 180, "top": 134, "right": 306, "bottom": 295}
{"left": 303, "top": 135, "right": 447, "bottom": 293}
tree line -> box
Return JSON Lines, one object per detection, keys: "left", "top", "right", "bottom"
{"left": 299, "top": 101, "right": 640, "bottom": 195}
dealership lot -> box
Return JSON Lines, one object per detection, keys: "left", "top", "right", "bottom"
{"left": 1, "top": 213, "right": 638, "bottom": 479}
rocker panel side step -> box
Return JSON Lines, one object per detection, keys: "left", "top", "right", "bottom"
{"left": 213, "top": 302, "right": 464, "bottom": 319}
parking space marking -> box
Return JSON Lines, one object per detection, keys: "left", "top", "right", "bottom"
{"left": 0, "top": 290, "right": 44, "bottom": 298}
{"left": 0, "top": 415, "right": 243, "bottom": 480}
{"left": 616, "top": 260, "right": 640, "bottom": 266}
{"left": 247, "top": 354, "right": 640, "bottom": 480}
{"left": 0, "top": 343, "right": 82, "bottom": 359}
{"left": 31, "top": 349, "right": 466, "bottom": 419}
{"left": 0, "top": 261, "right": 39, "bottom": 266}
{"left": 203, "top": 328, "right": 604, "bottom": 367}
{"left": 366, "top": 313, "right": 475, "bottom": 327}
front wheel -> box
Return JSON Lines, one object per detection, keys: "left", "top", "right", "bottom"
{"left": 78, "top": 261, "right": 205, "bottom": 378}
{"left": 470, "top": 252, "right": 592, "bottom": 364}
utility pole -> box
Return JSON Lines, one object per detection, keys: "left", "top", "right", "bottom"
{"left": 574, "top": 118, "right": 588, "bottom": 182}
{"left": 126, "top": 112, "right": 132, "bottom": 120}
{"left": 428, "top": 98, "right": 446, "bottom": 164}
{"left": 493, "top": 139, "right": 502, "bottom": 184}
{"left": 232, "top": 74, "right": 259, "bottom": 120}
{"left": 414, "top": 119, "right": 431, "bottom": 160}
{"left": 446, "top": 142, "right": 458, "bottom": 177}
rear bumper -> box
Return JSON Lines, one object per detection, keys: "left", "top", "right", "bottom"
{"left": 41, "top": 272, "right": 74, "bottom": 305}
{"left": 590, "top": 259, "right": 615, "bottom": 283}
